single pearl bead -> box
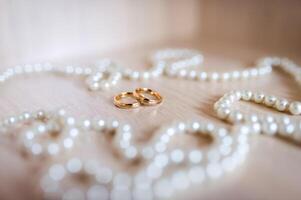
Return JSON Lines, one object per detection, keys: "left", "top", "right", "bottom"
{"left": 82, "top": 119, "right": 92, "bottom": 130}
{"left": 74, "top": 67, "right": 84, "bottom": 75}
{"left": 88, "top": 82, "right": 100, "bottom": 91}
{"left": 230, "top": 71, "right": 241, "bottom": 80}
{"left": 213, "top": 102, "right": 227, "bottom": 111}
{"left": 36, "top": 110, "right": 47, "bottom": 120}
{"left": 8, "top": 116, "right": 17, "bottom": 125}
{"left": 228, "top": 111, "right": 244, "bottom": 123}
{"left": 21, "top": 112, "right": 32, "bottom": 121}
{"left": 262, "top": 122, "right": 278, "bottom": 135}
{"left": 197, "top": 72, "right": 207, "bottom": 81}
{"left": 278, "top": 123, "right": 295, "bottom": 136}
{"left": 188, "top": 70, "right": 197, "bottom": 80}
{"left": 275, "top": 99, "right": 289, "bottom": 111}
{"left": 253, "top": 92, "right": 265, "bottom": 103}
{"left": 241, "top": 90, "right": 252, "bottom": 101}
{"left": 178, "top": 69, "right": 188, "bottom": 78}
{"left": 288, "top": 101, "right": 301, "bottom": 115}
{"left": 250, "top": 123, "right": 261, "bottom": 134}
{"left": 217, "top": 107, "right": 231, "bottom": 119}
{"left": 130, "top": 71, "right": 140, "bottom": 80}
{"left": 232, "top": 91, "right": 242, "bottom": 100}
{"left": 141, "top": 72, "right": 150, "bottom": 80}
{"left": 222, "top": 73, "right": 230, "bottom": 81}
{"left": 209, "top": 72, "right": 220, "bottom": 81}
{"left": 264, "top": 95, "right": 277, "bottom": 107}
{"left": 264, "top": 115, "right": 275, "bottom": 123}
{"left": 242, "top": 70, "right": 250, "bottom": 79}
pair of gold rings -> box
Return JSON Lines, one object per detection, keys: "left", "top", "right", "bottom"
{"left": 114, "top": 88, "right": 163, "bottom": 109}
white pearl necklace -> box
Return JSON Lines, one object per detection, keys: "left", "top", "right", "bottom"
{"left": 214, "top": 90, "right": 301, "bottom": 142}
{"left": 0, "top": 49, "right": 300, "bottom": 199}
{"left": 0, "top": 49, "right": 287, "bottom": 93}
{"left": 84, "top": 49, "right": 279, "bottom": 91}
{"left": 0, "top": 108, "right": 249, "bottom": 199}
{"left": 1, "top": 107, "right": 248, "bottom": 199}
{"left": 35, "top": 115, "right": 249, "bottom": 200}
{"left": 213, "top": 57, "right": 301, "bottom": 143}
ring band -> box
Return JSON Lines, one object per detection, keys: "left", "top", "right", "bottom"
{"left": 114, "top": 92, "right": 140, "bottom": 109}
{"left": 134, "top": 88, "right": 163, "bottom": 106}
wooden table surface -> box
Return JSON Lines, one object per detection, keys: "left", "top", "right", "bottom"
{"left": 0, "top": 40, "right": 300, "bottom": 200}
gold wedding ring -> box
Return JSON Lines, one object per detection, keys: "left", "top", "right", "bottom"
{"left": 114, "top": 88, "right": 163, "bottom": 109}
{"left": 114, "top": 92, "right": 140, "bottom": 109}
{"left": 133, "top": 88, "right": 163, "bottom": 106}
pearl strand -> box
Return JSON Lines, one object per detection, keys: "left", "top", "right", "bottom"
{"left": 39, "top": 119, "right": 249, "bottom": 200}
{"left": 0, "top": 99, "right": 277, "bottom": 199}
{"left": 2, "top": 50, "right": 298, "bottom": 93}
{"left": 0, "top": 110, "right": 80, "bottom": 156}
{"left": 84, "top": 50, "right": 301, "bottom": 88}
{"left": 85, "top": 59, "right": 122, "bottom": 91}
{"left": 0, "top": 110, "right": 57, "bottom": 135}
{"left": 144, "top": 120, "right": 249, "bottom": 199}
{"left": 258, "top": 57, "right": 301, "bottom": 84}
{"left": 40, "top": 158, "right": 114, "bottom": 200}
{"left": 0, "top": 63, "right": 94, "bottom": 84}
{"left": 21, "top": 114, "right": 80, "bottom": 157}
{"left": 91, "top": 49, "right": 274, "bottom": 84}
{"left": 214, "top": 90, "right": 301, "bottom": 142}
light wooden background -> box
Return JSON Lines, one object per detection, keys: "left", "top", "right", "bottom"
{"left": 0, "top": 1, "right": 301, "bottom": 200}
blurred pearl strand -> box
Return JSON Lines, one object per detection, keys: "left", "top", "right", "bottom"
{"left": 86, "top": 49, "right": 276, "bottom": 91}
{"left": 0, "top": 49, "right": 289, "bottom": 92}
{"left": 0, "top": 107, "right": 249, "bottom": 199}
{"left": 39, "top": 117, "right": 249, "bottom": 200}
